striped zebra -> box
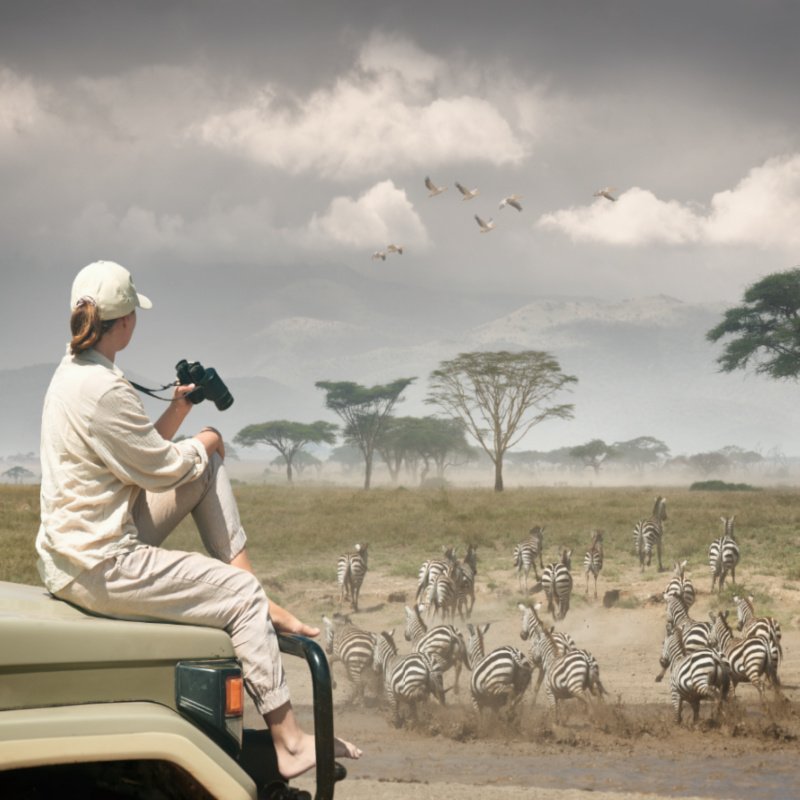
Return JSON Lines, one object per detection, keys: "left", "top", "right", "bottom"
{"left": 403, "top": 604, "right": 469, "bottom": 694}
{"left": 416, "top": 546, "right": 457, "bottom": 605}
{"left": 426, "top": 565, "right": 459, "bottom": 621}
{"left": 533, "top": 624, "right": 599, "bottom": 723}
{"left": 733, "top": 594, "right": 782, "bottom": 667}
{"left": 322, "top": 613, "right": 377, "bottom": 703}
{"left": 517, "top": 602, "right": 575, "bottom": 702}
{"left": 583, "top": 529, "right": 604, "bottom": 599}
{"left": 513, "top": 525, "right": 545, "bottom": 593}
{"left": 465, "top": 622, "right": 533, "bottom": 720}
{"left": 664, "top": 560, "right": 695, "bottom": 609}
{"left": 633, "top": 495, "right": 667, "bottom": 572}
{"left": 337, "top": 542, "right": 369, "bottom": 612}
{"left": 372, "top": 629, "right": 446, "bottom": 727}
{"left": 453, "top": 544, "right": 478, "bottom": 619}
{"left": 661, "top": 626, "right": 730, "bottom": 725}
{"left": 542, "top": 548, "right": 573, "bottom": 621}
{"left": 710, "top": 610, "right": 779, "bottom": 700}
{"left": 709, "top": 516, "right": 739, "bottom": 592}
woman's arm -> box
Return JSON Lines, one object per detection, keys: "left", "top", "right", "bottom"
{"left": 153, "top": 386, "right": 225, "bottom": 460}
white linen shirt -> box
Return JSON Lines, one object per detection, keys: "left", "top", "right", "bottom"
{"left": 36, "top": 345, "right": 209, "bottom": 593}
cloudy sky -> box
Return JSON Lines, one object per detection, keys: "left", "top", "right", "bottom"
{"left": 2, "top": 2, "right": 799, "bottom": 411}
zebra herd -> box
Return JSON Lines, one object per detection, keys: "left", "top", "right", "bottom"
{"left": 322, "top": 599, "right": 608, "bottom": 728}
{"left": 327, "top": 500, "right": 783, "bottom": 729}
{"left": 328, "top": 536, "right": 610, "bottom": 728}
{"left": 656, "top": 580, "right": 782, "bottom": 723}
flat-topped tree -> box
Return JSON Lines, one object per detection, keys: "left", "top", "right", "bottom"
{"left": 315, "top": 378, "right": 415, "bottom": 489}
{"left": 426, "top": 351, "right": 576, "bottom": 492}
{"left": 707, "top": 268, "right": 800, "bottom": 380}
{"left": 234, "top": 420, "right": 337, "bottom": 483}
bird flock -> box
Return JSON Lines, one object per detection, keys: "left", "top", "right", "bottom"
{"left": 322, "top": 497, "right": 787, "bottom": 732}
{"left": 370, "top": 177, "right": 618, "bottom": 259}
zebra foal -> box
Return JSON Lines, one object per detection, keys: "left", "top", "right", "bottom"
{"left": 583, "top": 529, "right": 604, "bottom": 599}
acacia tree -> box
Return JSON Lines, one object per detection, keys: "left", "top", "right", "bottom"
{"left": 426, "top": 351, "right": 577, "bottom": 492}
{"left": 570, "top": 439, "right": 615, "bottom": 475}
{"left": 375, "top": 416, "right": 473, "bottom": 483}
{"left": 707, "top": 268, "right": 800, "bottom": 379}
{"left": 234, "top": 420, "right": 337, "bottom": 483}
{"left": 315, "top": 378, "right": 415, "bottom": 489}
{"left": 612, "top": 436, "right": 670, "bottom": 472}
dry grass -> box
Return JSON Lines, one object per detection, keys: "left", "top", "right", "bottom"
{"left": 4, "top": 484, "right": 800, "bottom": 616}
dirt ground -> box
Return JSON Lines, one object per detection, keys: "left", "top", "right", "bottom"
{"left": 254, "top": 561, "right": 800, "bottom": 800}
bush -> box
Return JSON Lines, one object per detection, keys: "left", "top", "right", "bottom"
{"left": 689, "top": 480, "right": 760, "bottom": 492}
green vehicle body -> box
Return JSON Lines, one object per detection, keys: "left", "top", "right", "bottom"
{"left": 0, "top": 580, "right": 342, "bottom": 800}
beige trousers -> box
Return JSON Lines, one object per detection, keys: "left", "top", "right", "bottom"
{"left": 56, "top": 454, "right": 290, "bottom": 715}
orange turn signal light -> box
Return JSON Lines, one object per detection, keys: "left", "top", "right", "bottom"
{"left": 225, "top": 675, "right": 244, "bottom": 716}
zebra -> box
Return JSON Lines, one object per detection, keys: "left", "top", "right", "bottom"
{"left": 633, "top": 495, "right": 667, "bottom": 572}
{"left": 513, "top": 525, "right": 545, "bottom": 593}
{"left": 453, "top": 544, "right": 478, "bottom": 619}
{"left": 664, "top": 594, "right": 713, "bottom": 648}
{"left": 709, "top": 516, "right": 740, "bottom": 592}
{"left": 733, "top": 594, "right": 782, "bottom": 666}
{"left": 583, "top": 529, "right": 604, "bottom": 599}
{"left": 661, "top": 626, "right": 730, "bottom": 725}
{"left": 542, "top": 548, "right": 573, "bottom": 621}
{"left": 664, "top": 560, "right": 695, "bottom": 609}
{"left": 322, "top": 613, "right": 377, "bottom": 703}
{"left": 403, "top": 604, "right": 469, "bottom": 694}
{"left": 425, "top": 565, "right": 459, "bottom": 621}
{"left": 465, "top": 622, "right": 532, "bottom": 720}
{"left": 533, "top": 624, "right": 599, "bottom": 723}
{"left": 416, "top": 546, "right": 457, "bottom": 605}
{"left": 518, "top": 602, "right": 576, "bottom": 702}
{"left": 372, "top": 629, "right": 446, "bottom": 727}
{"left": 709, "top": 610, "right": 779, "bottom": 700}
{"left": 337, "top": 542, "right": 369, "bottom": 612}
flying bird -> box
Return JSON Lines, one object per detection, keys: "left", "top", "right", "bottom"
{"left": 499, "top": 194, "right": 523, "bottom": 212}
{"left": 593, "top": 187, "right": 618, "bottom": 202}
{"left": 455, "top": 182, "right": 479, "bottom": 200}
{"left": 371, "top": 250, "right": 387, "bottom": 261}
{"left": 474, "top": 215, "right": 495, "bottom": 233}
{"left": 386, "top": 244, "right": 404, "bottom": 255}
{"left": 424, "top": 176, "right": 447, "bottom": 197}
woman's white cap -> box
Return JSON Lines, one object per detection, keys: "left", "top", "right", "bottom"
{"left": 70, "top": 260, "right": 152, "bottom": 320}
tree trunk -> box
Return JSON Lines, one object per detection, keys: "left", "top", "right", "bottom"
{"left": 363, "top": 451, "right": 373, "bottom": 490}
{"left": 494, "top": 456, "right": 504, "bottom": 492}
{"left": 285, "top": 458, "right": 293, "bottom": 484}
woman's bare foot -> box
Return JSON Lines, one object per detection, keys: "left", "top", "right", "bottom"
{"left": 275, "top": 732, "right": 362, "bottom": 779}
{"left": 267, "top": 701, "right": 362, "bottom": 779}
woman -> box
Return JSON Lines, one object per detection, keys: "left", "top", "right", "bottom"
{"left": 36, "top": 260, "right": 361, "bottom": 779}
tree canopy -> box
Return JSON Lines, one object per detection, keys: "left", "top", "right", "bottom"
{"left": 426, "top": 350, "right": 576, "bottom": 491}
{"left": 315, "top": 378, "right": 415, "bottom": 489}
{"left": 234, "top": 420, "right": 337, "bottom": 483}
{"left": 707, "top": 268, "right": 800, "bottom": 379}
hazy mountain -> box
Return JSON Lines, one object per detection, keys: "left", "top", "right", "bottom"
{"left": 2, "top": 295, "right": 797, "bottom": 459}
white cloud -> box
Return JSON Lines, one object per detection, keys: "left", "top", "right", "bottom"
{"left": 705, "top": 154, "right": 800, "bottom": 248}
{"left": 538, "top": 154, "right": 800, "bottom": 249}
{"left": 194, "top": 36, "right": 528, "bottom": 179}
{"left": 538, "top": 187, "right": 702, "bottom": 245}
{"left": 0, "top": 67, "right": 48, "bottom": 143}
{"left": 310, "top": 179, "right": 428, "bottom": 249}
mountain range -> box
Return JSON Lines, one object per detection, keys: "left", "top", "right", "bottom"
{"left": 2, "top": 294, "right": 796, "bottom": 460}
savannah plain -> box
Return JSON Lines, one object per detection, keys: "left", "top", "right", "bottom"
{"left": 3, "top": 482, "right": 800, "bottom": 800}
